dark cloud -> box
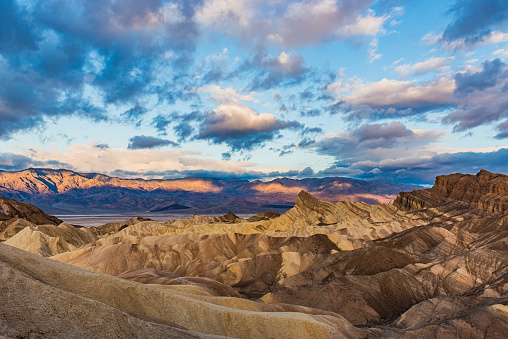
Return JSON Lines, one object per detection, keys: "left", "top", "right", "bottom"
{"left": 444, "top": 59, "right": 508, "bottom": 131}
{"left": 311, "top": 122, "right": 427, "bottom": 157}
{"left": 242, "top": 51, "right": 309, "bottom": 91}
{"left": 443, "top": 96, "right": 508, "bottom": 132}
{"left": 300, "top": 127, "right": 323, "bottom": 136}
{"left": 122, "top": 102, "right": 148, "bottom": 123}
{"left": 300, "top": 109, "right": 321, "bottom": 117}
{"left": 442, "top": 0, "right": 508, "bottom": 45}
{"left": 0, "top": 152, "right": 70, "bottom": 171}
{"left": 0, "top": 0, "right": 39, "bottom": 54}
{"left": 306, "top": 122, "right": 445, "bottom": 174}
{"left": 0, "top": 0, "right": 203, "bottom": 139}
{"left": 95, "top": 144, "right": 110, "bottom": 149}
{"left": 171, "top": 111, "right": 203, "bottom": 141}
{"left": 454, "top": 59, "right": 507, "bottom": 96}
{"left": 152, "top": 114, "right": 173, "bottom": 134}
{"left": 344, "top": 148, "right": 508, "bottom": 184}
{"left": 127, "top": 135, "right": 179, "bottom": 149}
{"left": 109, "top": 168, "right": 302, "bottom": 181}
{"left": 299, "top": 90, "right": 314, "bottom": 100}
{"left": 494, "top": 119, "right": 508, "bottom": 139}
{"left": 352, "top": 122, "right": 413, "bottom": 148}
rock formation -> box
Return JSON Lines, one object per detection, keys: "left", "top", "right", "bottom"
{"left": 1, "top": 170, "right": 507, "bottom": 338}
{"left": 394, "top": 169, "right": 508, "bottom": 213}
{"left": 0, "top": 195, "right": 61, "bottom": 225}
{"left": 0, "top": 195, "right": 62, "bottom": 240}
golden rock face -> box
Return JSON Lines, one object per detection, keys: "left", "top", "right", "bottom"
{"left": 1, "top": 170, "right": 508, "bottom": 338}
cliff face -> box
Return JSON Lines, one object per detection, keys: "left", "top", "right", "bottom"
{"left": 394, "top": 170, "right": 508, "bottom": 213}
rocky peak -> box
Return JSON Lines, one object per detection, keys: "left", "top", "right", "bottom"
{"left": 221, "top": 211, "right": 239, "bottom": 221}
{"left": 295, "top": 190, "right": 321, "bottom": 210}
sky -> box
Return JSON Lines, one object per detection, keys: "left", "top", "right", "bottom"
{"left": 0, "top": 0, "right": 508, "bottom": 185}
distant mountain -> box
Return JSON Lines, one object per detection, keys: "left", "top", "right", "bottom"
{"left": 0, "top": 168, "right": 421, "bottom": 214}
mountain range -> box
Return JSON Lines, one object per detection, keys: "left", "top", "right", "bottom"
{"left": 0, "top": 168, "right": 421, "bottom": 214}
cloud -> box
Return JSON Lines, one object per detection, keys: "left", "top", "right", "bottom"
{"left": 344, "top": 77, "right": 454, "bottom": 109}
{"left": 352, "top": 121, "right": 413, "bottom": 147}
{"left": 0, "top": 152, "right": 68, "bottom": 171}
{"left": 0, "top": 143, "right": 263, "bottom": 178}
{"left": 127, "top": 135, "right": 179, "bottom": 149}
{"left": 0, "top": 0, "right": 203, "bottom": 139}
{"left": 442, "top": 0, "right": 508, "bottom": 46}
{"left": 198, "top": 102, "right": 301, "bottom": 151}
{"left": 495, "top": 119, "right": 508, "bottom": 139}
{"left": 326, "top": 57, "right": 508, "bottom": 131}
{"left": 326, "top": 76, "right": 455, "bottom": 119}
{"left": 394, "top": 56, "right": 454, "bottom": 78}
{"left": 195, "top": 0, "right": 394, "bottom": 48}
{"left": 337, "top": 9, "right": 389, "bottom": 37}
{"left": 0, "top": 0, "right": 38, "bottom": 54}
{"left": 199, "top": 85, "right": 256, "bottom": 104}
{"left": 151, "top": 113, "right": 173, "bottom": 134}
{"left": 453, "top": 58, "right": 507, "bottom": 96}
{"left": 122, "top": 102, "right": 148, "bottom": 123}
{"left": 443, "top": 58, "right": 508, "bottom": 131}
{"left": 308, "top": 122, "right": 445, "bottom": 159}
{"left": 443, "top": 95, "right": 508, "bottom": 132}
{"left": 246, "top": 51, "right": 309, "bottom": 90}
{"left": 0, "top": 143, "right": 328, "bottom": 181}
{"left": 339, "top": 148, "right": 508, "bottom": 184}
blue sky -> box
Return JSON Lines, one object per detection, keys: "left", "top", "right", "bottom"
{"left": 1, "top": 0, "right": 508, "bottom": 184}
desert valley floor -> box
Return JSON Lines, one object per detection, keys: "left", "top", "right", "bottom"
{"left": 1, "top": 170, "right": 508, "bottom": 338}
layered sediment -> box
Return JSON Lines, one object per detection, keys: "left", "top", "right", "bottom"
{"left": 1, "top": 170, "right": 507, "bottom": 338}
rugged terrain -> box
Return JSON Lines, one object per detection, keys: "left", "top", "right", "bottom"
{"left": 1, "top": 169, "right": 507, "bottom": 338}
{"left": 0, "top": 168, "right": 420, "bottom": 214}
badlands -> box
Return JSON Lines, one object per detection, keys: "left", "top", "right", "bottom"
{"left": 1, "top": 170, "right": 508, "bottom": 338}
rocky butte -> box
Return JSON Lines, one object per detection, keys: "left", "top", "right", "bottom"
{"left": 0, "top": 169, "right": 507, "bottom": 338}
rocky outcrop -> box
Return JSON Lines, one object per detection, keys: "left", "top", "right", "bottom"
{"left": 394, "top": 170, "right": 508, "bottom": 213}
{"left": 247, "top": 210, "right": 281, "bottom": 222}
{"left": 0, "top": 195, "right": 63, "bottom": 240}
{"left": 0, "top": 195, "right": 61, "bottom": 225}
{"left": 168, "top": 211, "right": 246, "bottom": 228}
{"left": 89, "top": 216, "right": 153, "bottom": 236}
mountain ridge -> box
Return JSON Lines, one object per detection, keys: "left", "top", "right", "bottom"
{"left": 0, "top": 168, "right": 421, "bottom": 214}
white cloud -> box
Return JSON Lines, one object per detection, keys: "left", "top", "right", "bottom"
{"left": 422, "top": 31, "right": 508, "bottom": 50}
{"left": 394, "top": 56, "right": 455, "bottom": 78}
{"left": 196, "top": 0, "right": 390, "bottom": 48}
{"left": 493, "top": 47, "right": 508, "bottom": 60}
{"left": 199, "top": 85, "right": 257, "bottom": 104}
{"left": 199, "top": 102, "right": 291, "bottom": 138}
{"left": 339, "top": 76, "right": 455, "bottom": 108}
{"left": 337, "top": 9, "right": 388, "bottom": 37}
{"left": 195, "top": 0, "right": 253, "bottom": 28}
{"left": 12, "top": 143, "right": 258, "bottom": 178}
